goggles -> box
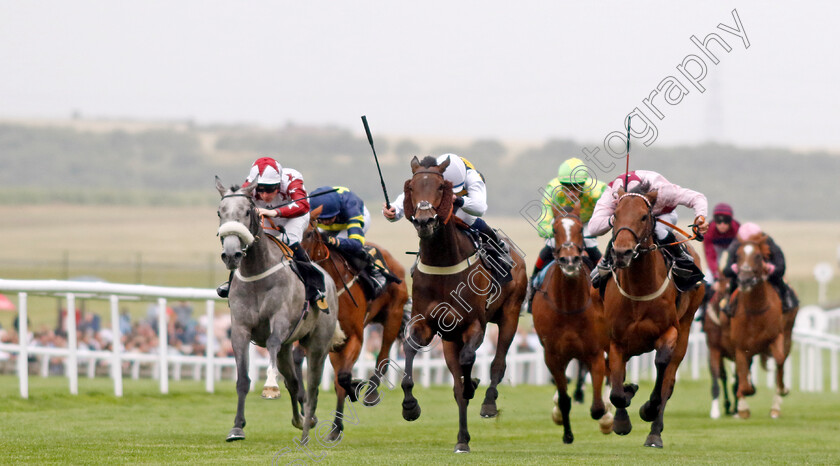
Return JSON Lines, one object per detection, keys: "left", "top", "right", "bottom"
{"left": 714, "top": 214, "right": 732, "bottom": 224}
{"left": 256, "top": 184, "right": 280, "bottom": 193}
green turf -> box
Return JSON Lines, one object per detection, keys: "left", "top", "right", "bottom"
{"left": 2, "top": 375, "right": 839, "bottom": 464}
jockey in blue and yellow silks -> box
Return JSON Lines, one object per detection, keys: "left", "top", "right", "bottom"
{"left": 309, "top": 186, "right": 388, "bottom": 298}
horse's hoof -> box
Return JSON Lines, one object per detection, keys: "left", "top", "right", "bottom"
{"left": 624, "top": 383, "right": 639, "bottom": 397}
{"left": 480, "top": 403, "right": 498, "bottom": 418}
{"left": 347, "top": 379, "right": 365, "bottom": 403}
{"left": 710, "top": 400, "right": 721, "bottom": 419}
{"left": 598, "top": 412, "right": 614, "bottom": 435}
{"left": 226, "top": 427, "right": 245, "bottom": 442}
{"left": 402, "top": 400, "right": 422, "bottom": 421}
{"left": 738, "top": 409, "right": 750, "bottom": 419}
{"left": 780, "top": 388, "right": 790, "bottom": 397}
{"left": 644, "top": 434, "right": 663, "bottom": 448}
{"left": 551, "top": 405, "right": 563, "bottom": 425}
{"left": 770, "top": 409, "right": 781, "bottom": 419}
{"left": 327, "top": 424, "right": 343, "bottom": 442}
{"left": 454, "top": 443, "right": 470, "bottom": 453}
{"left": 563, "top": 432, "right": 574, "bottom": 444}
{"left": 261, "top": 386, "right": 281, "bottom": 400}
{"left": 639, "top": 401, "right": 658, "bottom": 423}
{"left": 308, "top": 415, "right": 318, "bottom": 428}
{"left": 573, "top": 390, "right": 585, "bottom": 404}
{"left": 292, "top": 417, "right": 303, "bottom": 430}
{"left": 590, "top": 404, "right": 606, "bottom": 421}
{"left": 362, "top": 386, "right": 381, "bottom": 407}
{"left": 613, "top": 408, "right": 632, "bottom": 435}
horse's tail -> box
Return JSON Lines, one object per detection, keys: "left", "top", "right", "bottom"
{"left": 330, "top": 321, "right": 347, "bottom": 350}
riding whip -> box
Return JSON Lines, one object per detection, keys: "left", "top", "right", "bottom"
{"left": 361, "top": 115, "right": 391, "bottom": 209}
{"left": 624, "top": 115, "right": 631, "bottom": 188}
{"left": 272, "top": 187, "right": 340, "bottom": 209}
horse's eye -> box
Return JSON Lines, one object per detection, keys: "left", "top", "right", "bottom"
{"left": 217, "top": 211, "right": 221, "bottom": 218}
{"left": 641, "top": 214, "right": 648, "bottom": 222}
{"left": 438, "top": 185, "right": 444, "bottom": 191}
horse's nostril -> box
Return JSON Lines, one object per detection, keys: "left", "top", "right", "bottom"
{"left": 234, "top": 251, "right": 243, "bottom": 260}
{"left": 221, "top": 252, "right": 227, "bottom": 261}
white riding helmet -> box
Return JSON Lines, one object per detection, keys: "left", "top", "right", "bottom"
{"left": 436, "top": 153, "right": 467, "bottom": 192}
{"left": 247, "top": 157, "right": 284, "bottom": 185}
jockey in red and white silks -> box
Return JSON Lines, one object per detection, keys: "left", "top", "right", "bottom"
{"left": 243, "top": 157, "right": 311, "bottom": 245}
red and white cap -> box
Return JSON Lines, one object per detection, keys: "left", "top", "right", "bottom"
{"left": 247, "top": 157, "right": 283, "bottom": 185}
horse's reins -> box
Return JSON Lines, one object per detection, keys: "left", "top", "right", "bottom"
{"left": 309, "top": 228, "right": 361, "bottom": 309}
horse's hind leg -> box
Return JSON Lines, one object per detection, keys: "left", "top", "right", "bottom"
{"left": 708, "top": 348, "right": 722, "bottom": 419}
{"left": 327, "top": 330, "right": 363, "bottom": 441}
{"left": 276, "top": 345, "right": 305, "bottom": 431}
{"left": 481, "top": 308, "right": 518, "bottom": 418}
{"left": 587, "top": 353, "right": 612, "bottom": 435}
{"left": 226, "top": 326, "right": 252, "bottom": 442}
{"left": 573, "top": 360, "right": 588, "bottom": 404}
{"left": 366, "top": 298, "right": 403, "bottom": 406}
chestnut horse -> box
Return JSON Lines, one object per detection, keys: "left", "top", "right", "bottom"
{"left": 400, "top": 156, "right": 527, "bottom": 453}
{"left": 729, "top": 234, "right": 798, "bottom": 418}
{"left": 301, "top": 211, "right": 409, "bottom": 439}
{"left": 532, "top": 203, "right": 613, "bottom": 444}
{"left": 604, "top": 186, "right": 704, "bottom": 448}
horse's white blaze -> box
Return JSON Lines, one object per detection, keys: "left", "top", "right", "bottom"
{"left": 218, "top": 221, "right": 255, "bottom": 246}
{"left": 560, "top": 218, "right": 575, "bottom": 242}
{"left": 264, "top": 364, "right": 279, "bottom": 388}
{"left": 710, "top": 397, "right": 721, "bottom": 419}
{"left": 742, "top": 244, "right": 755, "bottom": 264}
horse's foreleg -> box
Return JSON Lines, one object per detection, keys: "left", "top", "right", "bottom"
{"left": 734, "top": 349, "right": 753, "bottom": 418}
{"left": 302, "top": 343, "right": 329, "bottom": 445}
{"left": 643, "top": 321, "right": 689, "bottom": 449}
{"left": 444, "top": 340, "right": 471, "bottom": 453}
{"left": 547, "top": 357, "right": 574, "bottom": 444}
{"left": 708, "top": 347, "right": 723, "bottom": 419}
{"left": 261, "top": 332, "right": 283, "bottom": 400}
{"left": 401, "top": 317, "right": 432, "bottom": 422}
{"left": 460, "top": 320, "right": 484, "bottom": 401}
{"left": 227, "top": 327, "right": 252, "bottom": 442}
{"left": 293, "top": 344, "right": 306, "bottom": 413}
{"left": 573, "top": 361, "right": 588, "bottom": 404}
{"left": 608, "top": 343, "right": 635, "bottom": 436}
{"left": 588, "top": 353, "right": 612, "bottom": 435}
{"left": 327, "top": 352, "right": 348, "bottom": 442}
{"left": 770, "top": 332, "right": 787, "bottom": 418}
{"left": 334, "top": 332, "right": 364, "bottom": 403}
{"left": 366, "top": 300, "right": 402, "bottom": 406}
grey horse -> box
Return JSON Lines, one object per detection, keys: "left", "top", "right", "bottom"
{"left": 216, "top": 177, "right": 343, "bottom": 444}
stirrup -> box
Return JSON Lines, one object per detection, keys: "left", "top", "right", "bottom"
{"left": 312, "top": 291, "right": 329, "bottom": 313}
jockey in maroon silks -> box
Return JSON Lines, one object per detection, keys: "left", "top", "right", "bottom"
{"left": 703, "top": 203, "right": 740, "bottom": 280}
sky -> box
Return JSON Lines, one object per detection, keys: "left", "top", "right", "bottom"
{"left": 2, "top": 1, "right": 839, "bottom": 150}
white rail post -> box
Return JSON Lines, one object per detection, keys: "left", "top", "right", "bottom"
{"left": 157, "top": 297, "right": 169, "bottom": 394}
{"left": 691, "top": 336, "right": 700, "bottom": 380}
{"left": 18, "top": 292, "right": 29, "bottom": 399}
{"left": 205, "top": 300, "right": 215, "bottom": 393}
{"left": 67, "top": 293, "right": 78, "bottom": 395}
{"left": 110, "top": 295, "right": 123, "bottom": 397}
{"left": 831, "top": 349, "right": 838, "bottom": 393}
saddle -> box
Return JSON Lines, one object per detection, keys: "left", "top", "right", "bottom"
{"left": 453, "top": 217, "right": 514, "bottom": 284}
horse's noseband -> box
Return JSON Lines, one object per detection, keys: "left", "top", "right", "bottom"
{"left": 611, "top": 194, "right": 656, "bottom": 259}
{"left": 218, "top": 193, "right": 260, "bottom": 255}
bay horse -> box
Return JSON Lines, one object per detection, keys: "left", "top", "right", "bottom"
{"left": 604, "top": 185, "right": 705, "bottom": 448}
{"left": 532, "top": 203, "right": 613, "bottom": 444}
{"left": 399, "top": 156, "right": 527, "bottom": 453}
{"left": 215, "top": 178, "right": 344, "bottom": 443}
{"left": 729, "top": 234, "right": 798, "bottom": 418}
{"left": 301, "top": 212, "right": 409, "bottom": 439}
{"left": 702, "top": 278, "right": 736, "bottom": 418}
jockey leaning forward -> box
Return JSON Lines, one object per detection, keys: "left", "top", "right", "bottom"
{"left": 703, "top": 202, "right": 741, "bottom": 280}
{"left": 308, "top": 185, "right": 393, "bottom": 299}
{"left": 382, "top": 153, "right": 511, "bottom": 278}
{"left": 588, "top": 170, "right": 710, "bottom": 293}
{"left": 216, "top": 157, "right": 329, "bottom": 313}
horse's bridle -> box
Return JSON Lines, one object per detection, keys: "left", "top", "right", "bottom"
{"left": 552, "top": 213, "right": 585, "bottom": 264}
{"left": 218, "top": 193, "right": 261, "bottom": 256}
{"left": 407, "top": 168, "right": 451, "bottom": 226}
{"left": 736, "top": 240, "right": 766, "bottom": 289}
{"left": 610, "top": 193, "right": 657, "bottom": 259}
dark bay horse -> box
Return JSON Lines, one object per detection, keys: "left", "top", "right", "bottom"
{"left": 215, "top": 178, "right": 344, "bottom": 443}
{"left": 532, "top": 203, "right": 613, "bottom": 444}
{"left": 400, "top": 156, "right": 527, "bottom": 453}
{"left": 604, "top": 186, "right": 704, "bottom": 448}
{"left": 301, "top": 212, "right": 409, "bottom": 439}
{"left": 729, "top": 234, "right": 798, "bottom": 418}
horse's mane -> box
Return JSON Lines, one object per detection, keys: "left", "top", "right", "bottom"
{"left": 231, "top": 184, "right": 242, "bottom": 192}
{"left": 628, "top": 180, "right": 653, "bottom": 195}
{"left": 418, "top": 156, "right": 438, "bottom": 168}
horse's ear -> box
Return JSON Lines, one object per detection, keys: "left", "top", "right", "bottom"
{"left": 241, "top": 181, "right": 257, "bottom": 196}
{"left": 410, "top": 156, "right": 421, "bottom": 173}
{"left": 310, "top": 205, "right": 323, "bottom": 222}
{"left": 437, "top": 155, "right": 451, "bottom": 173}
{"left": 215, "top": 176, "right": 227, "bottom": 197}
{"left": 645, "top": 189, "right": 658, "bottom": 208}
{"left": 758, "top": 233, "right": 772, "bottom": 257}
{"left": 616, "top": 186, "right": 626, "bottom": 197}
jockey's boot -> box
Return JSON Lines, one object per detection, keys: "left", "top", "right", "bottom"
{"left": 290, "top": 243, "right": 329, "bottom": 313}
{"left": 583, "top": 246, "right": 602, "bottom": 271}
{"left": 590, "top": 241, "right": 613, "bottom": 289}
{"left": 774, "top": 281, "right": 799, "bottom": 313}
{"left": 660, "top": 232, "right": 704, "bottom": 292}
{"left": 521, "top": 277, "right": 536, "bottom": 315}
{"left": 472, "top": 218, "right": 509, "bottom": 254}
{"left": 367, "top": 265, "right": 388, "bottom": 299}
{"left": 472, "top": 218, "right": 513, "bottom": 283}
{"left": 216, "top": 271, "right": 234, "bottom": 298}
{"left": 533, "top": 245, "right": 554, "bottom": 277}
